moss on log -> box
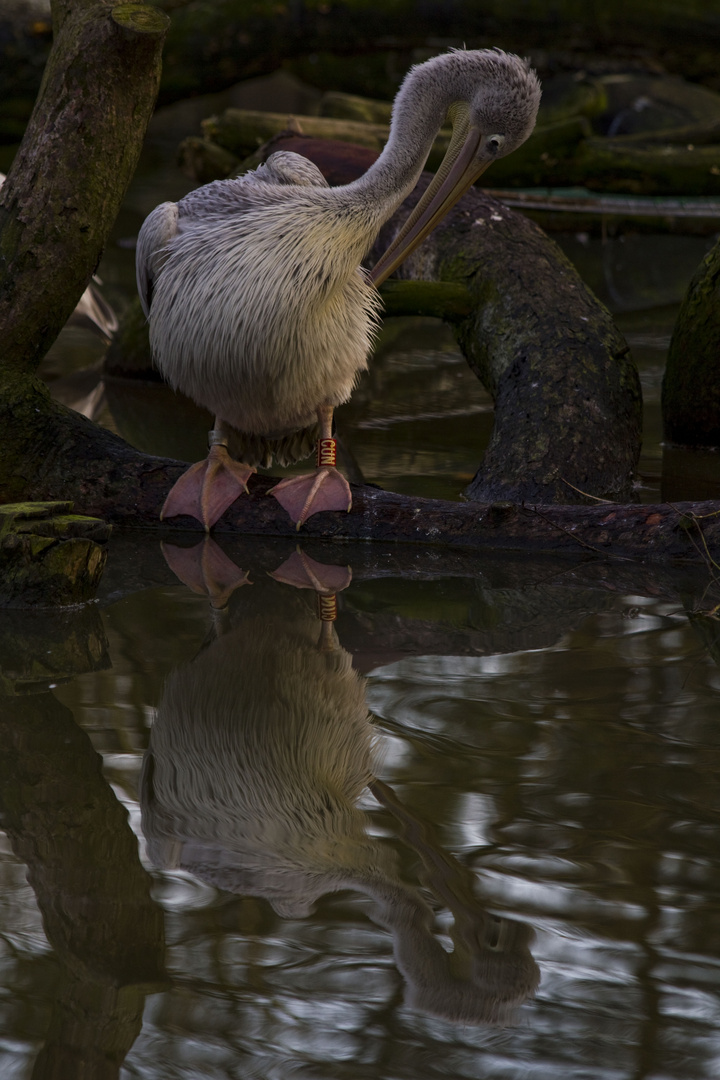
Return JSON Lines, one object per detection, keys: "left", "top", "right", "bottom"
{"left": 578, "top": 138, "right": 720, "bottom": 195}
{"left": 203, "top": 108, "right": 391, "bottom": 157}
{"left": 0, "top": 501, "right": 111, "bottom": 608}
{"left": 662, "top": 238, "right": 720, "bottom": 446}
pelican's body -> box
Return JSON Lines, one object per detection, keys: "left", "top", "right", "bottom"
{"left": 137, "top": 49, "right": 541, "bottom": 528}
{"left": 137, "top": 152, "right": 360, "bottom": 438}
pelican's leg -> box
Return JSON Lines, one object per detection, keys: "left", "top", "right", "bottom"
{"left": 160, "top": 418, "right": 256, "bottom": 531}
{"left": 269, "top": 405, "right": 352, "bottom": 529}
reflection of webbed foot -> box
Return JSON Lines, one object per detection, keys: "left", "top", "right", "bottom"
{"left": 269, "top": 466, "right": 351, "bottom": 529}
{"left": 161, "top": 537, "right": 251, "bottom": 608}
{"left": 161, "top": 445, "right": 255, "bottom": 530}
{"left": 269, "top": 549, "right": 352, "bottom": 594}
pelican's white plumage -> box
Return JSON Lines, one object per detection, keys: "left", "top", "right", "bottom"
{"left": 137, "top": 49, "right": 541, "bottom": 526}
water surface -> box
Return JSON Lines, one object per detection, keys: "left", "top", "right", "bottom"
{"left": 1, "top": 538, "right": 719, "bottom": 1078}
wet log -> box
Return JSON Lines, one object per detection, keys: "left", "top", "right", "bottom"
{"left": 577, "top": 138, "right": 720, "bottom": 196}
{"left": 662, "top": 238, "right": 720, "bottom": 446}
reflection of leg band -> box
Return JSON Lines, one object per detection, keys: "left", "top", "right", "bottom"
{"left": 317, "top": 437, "right": 337, "bottom": 468}
{"left": 316, "top": 592, "right": 338, "bottom": 621}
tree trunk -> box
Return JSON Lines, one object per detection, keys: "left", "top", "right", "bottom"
{"left": 662, "top": 237, "right": 720, "bottom": 446}
{"left": 0, "top": 0, "right": 169, "bottom": 378}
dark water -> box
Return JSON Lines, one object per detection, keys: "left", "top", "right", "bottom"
{"left": 2, "top": 536, "right": 720, "bottom": 1079}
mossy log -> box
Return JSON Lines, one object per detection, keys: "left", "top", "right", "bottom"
{"left": 385, "top": 185, "right": 641, "bottom": 505}
{"left": 578, "top": 138, "right": 720, "bottom": 196}
{"left": 0, "top": 501, "right": 111, "bottom": 608}
{"left": 189, "top": 99, "right": 720, "bottom": 195}
{"left": 0, "top": 368, "right": 716, "bottom": 561}
{"left": 187, "top": 106, "right": 592, "bottom": 188}
{"left": 319, "top": 76, "right": 606, "bottom": 129}
{"left": 662, "top": 238, "right": 720, "bottom": 447}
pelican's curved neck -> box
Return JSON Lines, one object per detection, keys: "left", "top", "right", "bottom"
{"left": 346, "top": 60, "right": 460, "bottom": 228}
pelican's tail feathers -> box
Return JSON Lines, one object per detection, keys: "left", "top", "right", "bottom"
{"left": 227, "top": 424, "right": 319, "bottom": 469}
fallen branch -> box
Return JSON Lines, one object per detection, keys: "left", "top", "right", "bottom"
{"left": 3, "top": 396, "right": 718, "bottom": 563}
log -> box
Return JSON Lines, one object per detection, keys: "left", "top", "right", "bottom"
{"left": 2, "top": 396, "right": 718, "bottom": 564}
{"left": 578, "top": 138, "right": 720, "bottom": 196}
{"left": 358, "top": 149, "right": 641, "bottom": 504}
{"left": 186, "top": 106, "right": 592, "bottom": 189}
{"left": 0, "top": 501, "right": 111, "bottom": 608}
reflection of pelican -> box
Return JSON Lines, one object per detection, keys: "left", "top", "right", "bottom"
{"left": 141, "top": 574, "right": 539, "bottom": 1023}
{"left": 137, "top": 50, "right": 540, "bottom": 530}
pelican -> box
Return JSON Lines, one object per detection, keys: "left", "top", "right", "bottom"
{"left": 136, "top": 49, "right": 541, "bottom": 529}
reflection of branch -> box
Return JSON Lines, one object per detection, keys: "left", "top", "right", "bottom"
{"left": 522, "top": 504, "right": 634, "bottom": 561}
{"left": 0, "top": 690, "right": 166, "bottom": 1077}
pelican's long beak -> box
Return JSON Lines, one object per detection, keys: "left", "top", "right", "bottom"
{"left": 370, "top": 125, "right": 490, "bottom": 288}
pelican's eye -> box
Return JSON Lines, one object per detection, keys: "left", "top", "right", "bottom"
{"left": 487, "top": 134, "right": 505, "bottom": 153}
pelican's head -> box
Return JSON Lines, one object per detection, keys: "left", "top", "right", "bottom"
{"left": 462, "top": 48, "right": 541, "bottom": 164}
{"left": 371, "top": 49, "right": 541, "bottom": 285}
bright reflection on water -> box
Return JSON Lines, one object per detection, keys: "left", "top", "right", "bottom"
{"left": 1, "top": 538, "right": 720, "bottom": 1079}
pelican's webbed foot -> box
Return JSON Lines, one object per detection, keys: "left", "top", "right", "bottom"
{"left": 269, "top": 466, "right": 352, "bottom": 529}
{"left": 161, "top": 442, "right": 255, "bottom": 530}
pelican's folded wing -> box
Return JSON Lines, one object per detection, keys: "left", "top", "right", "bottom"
{"left": 135, "top": 201, "right": 179, "bottom": 318}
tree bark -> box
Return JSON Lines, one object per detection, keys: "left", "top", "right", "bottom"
{"left": 0, "top": 0, "right": 169, "bottom": 378}
{"left": 662, "top": 237, "right": 720, "bottom": 446}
